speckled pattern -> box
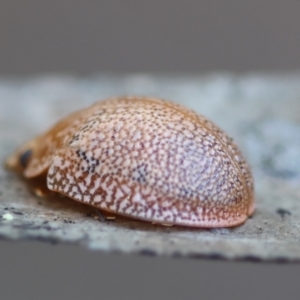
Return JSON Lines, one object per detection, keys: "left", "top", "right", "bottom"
{"left": 6, "top": 96, "right": 254, "bottom": 227}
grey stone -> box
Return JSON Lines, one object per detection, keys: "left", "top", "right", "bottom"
{"left": 1, "top": 73, "right": 300, "bottom": 262}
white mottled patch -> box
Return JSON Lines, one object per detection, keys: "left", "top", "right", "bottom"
{"left": 94, "top": 195, "right": 102, "bottom": 203}
{"left": 152, "top": 203, "right": 159, "bottom": 210}
{"left": 75, "top": 171, "right": 82, "bottom": 179}
{"left": 63, "top": 185, "right": 70, "bottom": 193}
{"left": 48, "top": 167, "right": 55, "bottom": 176}
{"left": 84, "top": 195, "right": 90, "bottom": 202}
{"left": 116, "top": 188, "right": 124, "bottom": 199}
{"left": 145, "top": 209, "right": 153, "bottom": 219}
{"left": 94, "top": 148, "right": 102, "bottom": 157}
{"left": 132, "top": 130, "right": 141, "bottom": 140}
{"left": 183, "top": 130, "right": 194, "bottom": 139}
{"left": 78, "top": 182, "right": 87, "bottom": 193}
{"left": 62, "top": 160, "right": 71, "bottom": 169}
{"left": 72, "top": 186, "right": 79, "bottom": 194}
{"left": 197, "top": 207, "right": 203, "bottom": 214}
{"left": 162, "top": 200, "right": 171, "bottom": 208}
{"left": 147, "top": 193, "right": 156, "bottom": 202}
{"left": 141, "top": 185, "right": 152, "bottom": 196}
{"left": 181, "top": 212, "right": 189, "bottom": 219}
{"left": 100, "top": 201, "right": 108, "bottom": 209}
{"left": 74, "top": 193, "right": 81, "bottom": 200}
{"left": 98, "top": 132, "right": 105, "bottom": 140}
{"left": 55, "top": 173, "right": 62, "bottom": 181}
{"left": 54, "top": 155, "right": 63, "bottom": 165}
{"left": 182, "top": 119, "right": 195, "bottom": 131}
{"left": 114, "top": 121, "right": 124, "bottom": 132}
{"left": 85, "top": 174, "right": 92, "bottom": 186}
{"left": 132, "top": 193, "right": 142, "bottom": 203}
{"left": 109, "top": 203, "right": 117, "bottom": 211}
{"left": 108, "top": 149, "right": 114, "bottom": 156}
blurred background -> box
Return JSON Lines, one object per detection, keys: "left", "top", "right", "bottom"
{"left": 1, "top": 0, "right": 300, "bottom": 75}
{"left": 1, "top": 1, "right": 300, "bottom": 300}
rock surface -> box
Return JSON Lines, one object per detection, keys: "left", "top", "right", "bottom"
{"left": 1, "top": 73, "right": 300, "bottom": 262}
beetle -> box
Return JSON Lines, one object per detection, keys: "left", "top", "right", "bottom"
{"left": 5, "top": 96, "right": 255, "bottom": 227}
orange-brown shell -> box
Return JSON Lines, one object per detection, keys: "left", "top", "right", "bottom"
{"left": 6, "top": 96, "right": 255, "bottom": 227}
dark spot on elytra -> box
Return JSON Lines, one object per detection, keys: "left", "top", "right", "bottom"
{"left": 76, "top": 150, "right": 100, "bottom": 172}
{"left": 132, "top": 163, "right": 148, "bottom": 184}
{"left": 70, "top": 134, "right": 80, "bottom": 144}
{"left": 179, "top": 187, "right": 189, "bottom": 197}
{"left": 19, "top": 149, "right": 33, "bottom": 168}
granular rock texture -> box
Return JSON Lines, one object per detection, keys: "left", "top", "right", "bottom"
{"left": 1, "top": 74, "right": 300, "bottom": 261}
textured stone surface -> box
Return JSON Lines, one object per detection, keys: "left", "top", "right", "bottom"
{"left": 1, "top": 73, "right": 300, "bottom": 261}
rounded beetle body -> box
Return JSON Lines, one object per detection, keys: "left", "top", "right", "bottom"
{"left": 6, "top": 97, "right": 255, "bottom": 227}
